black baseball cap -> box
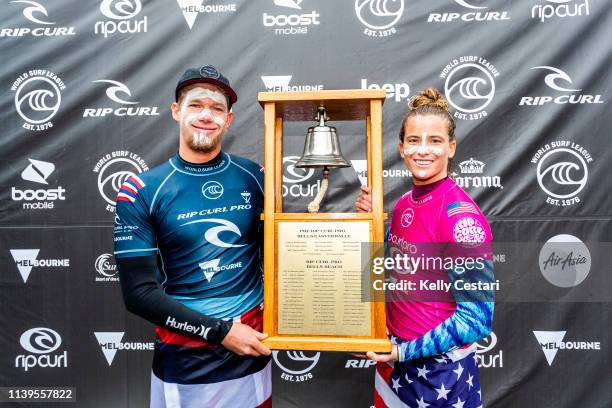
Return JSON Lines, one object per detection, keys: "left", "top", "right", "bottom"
{"left": 175, "top": 65, "right": 238, "bottom": 107}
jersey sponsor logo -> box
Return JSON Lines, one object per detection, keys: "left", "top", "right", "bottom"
{"left": 180, "top": 218, "right": 247, "bottom": 248}
{"left": 176, "top": 0, "right": 237, "bottom": 30}
{"left": 454, "top": 157, "right": 503, "bottom": 190}
{"left": 400, "top": 208, "right": 414, "bottom": 228}
{"left": 241, "top": 190, "right": 251, "bottom": 204}
{"left": 447, "top": 201, "right": 479, "bottom": 217}
{"left": 263, "top": 0, "right": 320, "bottom": 36}
{"left": 538, "top": 234, "right": 591, "bottom": 288}
{"left": 452, "top": 217, "right": 486, "bottom": 245}
{"left": 95, "top": 253, "right": 119, "bottom": 282}
{"left": 12, "top": 159, "right": 66, "bottom": 210}
{"left": 11, "top": 69, "right": 65, "bottom": 131}
{"left": 531, "top": 141, "right": 592, "bottom": 207}
{"left": 1, "top": 1, "right": 76, "bottom": 37}
{"left": 94, "top": 0, "right": 147, "bottom": 37}
{"left": 533, "top": 330, "right": 600, "bottom": 366}
{"left": 10, "top": 249, "right": 70, "bottom": 283}
{"left": 354, "top": 0, "right": 404, "bottom": 37}
{"left": 531, "top": 0, "right": 589, "bottom": 23}
{"left": 117, "top": 175, "right": 146, "bottom": 203}
{"left": 94, "top": 332, "right": 154, "bottom": 366}
{"left": 475, "top": 331, "right": 503, "bottom": 368}
{"left": 273, "top": 350, "right": 320, "bottom": 382}
{"left": 440, "top": 56, "right": 499, "bottom": 121}
{"left": 84, "top": 80, "right": 160, "bottom": 117}
{"left": 92, "top": 151, "right": 149, "bottom": 213}
{"left": 427, "top": 0, "right": 510, "bottom": 23}
{"left": 199, "top": 258, "right": 243, "bottom": 282}
{"left": 519, "top": 66, "right": 603, "bottom": 106}
{"left": 201, "top": 181, "right": 224, "bottom": 199}
{"left": 176, "top": 204, "right": 252, "bottom": 220}
{"left": 16, "top": 327, "right": 68, "bottom": 371}
{"left": 164, "top": 317, "right": 212, "bottom": 340}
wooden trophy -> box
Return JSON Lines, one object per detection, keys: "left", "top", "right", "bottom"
{"left": 258, "top": 89, "right": 391, "bottom": 353}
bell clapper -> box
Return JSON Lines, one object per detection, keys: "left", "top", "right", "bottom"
{"left": 307, "top": 166, "right": 330, "bottom": 213}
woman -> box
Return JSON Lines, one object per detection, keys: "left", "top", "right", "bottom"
{"left": 356, "top": 87, "right": 495, "bottom": 408}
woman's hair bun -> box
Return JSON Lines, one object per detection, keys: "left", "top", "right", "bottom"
{"left": 408, "top": 87, "right": 449, "bottom": 111}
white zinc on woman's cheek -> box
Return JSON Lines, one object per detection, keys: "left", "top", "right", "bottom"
{"left": 403, "top": 131, "right": 448, "bottom": 156}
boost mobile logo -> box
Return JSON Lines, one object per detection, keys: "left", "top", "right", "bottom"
{"left": 531, "top": 141, "right": 593, "bottom": 207}
{"left": 1, "top": 1, "right": 76, "bottom": 37}
{"left": 533, "top": 330, "right": 600, "bottom": 366}
{"left": 440, "top": 56, "right": 499, "bottom": 121}
{"left": 428, "top": 0, "right": 510, "bottom": 23}
{"left": 355, "top": 0, "right": 404, "bottom": 37}
{"left": 176, "top": 0, "right": 237, "bottom": 30}
{"left": 273, "top": 351, "right": 320, "bottom": 382}
{"left": 263, "top": 0, "right": 320, "bottom": 36}
{"left": 519, "top": 66, "right": 604, "bottom": 106}
{"left": 94, "top": 332, "right": 154, "bottom": 366}
{"left": 16, "top": 327, "right": 68, "bottom": 371}
{"left": 11, "top": 69, "right": 65, "bottom": 131}
{"left": 92, "top": 151, "right": 149, "bottom": 213}
{"left": 12, "top": 159, "right": 67, "bottom": 210}
{"left": 94, "top": 0, "right": 148, "bottom": 37}
{"left": 83, "top": 79, "right": 160, "bottom": 118}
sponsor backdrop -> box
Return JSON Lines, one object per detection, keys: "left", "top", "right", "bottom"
{"left": 1, "top": 0, "right": 611, "bottom": 407}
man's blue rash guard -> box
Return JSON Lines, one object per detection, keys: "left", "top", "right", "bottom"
{"left": 114, "top": 152, "right": 264, "bottom": 344}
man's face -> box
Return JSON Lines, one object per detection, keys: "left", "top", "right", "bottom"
{"left": 171, "top": 83, "right": 234, "bottom": 153}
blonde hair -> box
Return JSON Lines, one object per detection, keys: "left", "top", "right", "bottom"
{"left": 399, "top": 87, "right": 455, "bottom": 143}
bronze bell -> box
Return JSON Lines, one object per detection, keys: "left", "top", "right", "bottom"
{"left": 295, "top": 107, "right": 350, "bottom": 169}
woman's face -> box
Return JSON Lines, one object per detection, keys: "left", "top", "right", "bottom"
{"left": 398, "top": 114, "right": 456, "bottom": 185}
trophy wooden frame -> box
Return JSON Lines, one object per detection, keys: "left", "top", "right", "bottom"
{"left": 258, "top": 89, "right": 391, "bottom": 352}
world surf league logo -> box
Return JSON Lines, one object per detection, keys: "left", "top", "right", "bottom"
{"left": 354, "top": 0, "right": 404, "bottom": 38}
{"left": 11, "top": 69, "right": 65, "bottom": 131}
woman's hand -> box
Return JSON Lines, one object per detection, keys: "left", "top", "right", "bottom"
{"left": 355, "top": 185, "right": 373, "bottom": 213}
{"left": 366, "top": 344, "right": 399, "bottom": 363}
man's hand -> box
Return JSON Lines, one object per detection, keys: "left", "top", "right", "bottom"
{"left": 366, "top": 344, "right": 398, "bottom": 363}
{"left": 355, "top": 185, "right": 373, "bottom": 213}
{"left": 221, "top": 322, "right": 271, "bottom": 357}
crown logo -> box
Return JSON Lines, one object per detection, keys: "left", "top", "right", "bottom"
{"left": 459, "top": 158, "right": 485, "bottom": 174}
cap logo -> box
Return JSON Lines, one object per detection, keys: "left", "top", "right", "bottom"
{"left": 200, "top": 65, "right": 220, "bottom": 79}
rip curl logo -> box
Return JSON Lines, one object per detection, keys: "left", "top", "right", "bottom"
{"left": 282, "top": 156, "right": 320, "bottom": 198}
{"left": 475, "top": 332, "right": 504, "bottom": 368}
{"left": 94, "top": 79, "right": 138, "bottom": 104}
{"left": 354, "top": 0, "right": 404, "bottom": 37}
{"left": 16, "top": 327, "right": 68, "bottom": 371}
{"left": 12, "top": 0, "right": 53, "bottom": 24}
{"left": 400, "top": 208, "right": 414, "bottom": 228}
{"left": 531, "top": 141, "right": 593, "bottom": 207}
{"left": 179, "top": 218, "right": 246, "bottom": 248}
{"left": 92, "top": 151, "right": 149, "bottom": 213}
{"left": 531, "top": 0, "right": 590, "bottom": 23}
{"left": 100, "top": 0, "right": 141, "bottom": 19}
{"left": 519, "top": 66, "right": 604, "bottom": 106}
{"left": 11, "top": 70, "right": 65, "bottom": 131}
{"left": 94, "top": 0, "right": 147, "bottom": 37}
{"left": 453, "top": 217, "right": 486, "bottom": 246}
{"left": 440, "top": 56, "right": 499, "bottom": 121}
{"left": 273, "top": 350, "right": 320, "bottom": 382}
{"left": 428, "top": 0, "right": 510, "bottom": 23}
{"left": 2, "top": 1, "right": 76, "bottom": 37}
{"left": 201, "top": 181, "right": 224, "bottom": 199}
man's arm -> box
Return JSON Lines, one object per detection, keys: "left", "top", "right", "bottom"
{"left": 118, "top": 255, "right": 270, "bottom": 356}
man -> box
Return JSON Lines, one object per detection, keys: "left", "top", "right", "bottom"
{"left": 114, "top": 65, "right": 272, "bottom": 407}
